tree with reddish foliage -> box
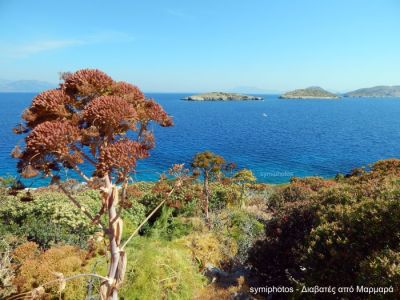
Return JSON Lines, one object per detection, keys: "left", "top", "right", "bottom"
{"left": 191, "top": 151, "right": 225, "bottom": 221}
{"left": 12, "top": 69, "right": 173, "bottom": 300}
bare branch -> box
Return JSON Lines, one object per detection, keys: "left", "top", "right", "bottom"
{"left": 72, "top": 165, "right": 91, "bottom": 182}
{"left": 121, "top": 187, "right": 175, "bottom": 250}
{"left": 71, "top": 145, "right": 97, "bottom": 166}
{"left": 50, "top": 174, "right": 106, "bottom": 231}
{"left": 7, "top": 273, "right": 111, "bottom": 300}
{"left": 44, "top": 273, "right": 110, "bottom": 286}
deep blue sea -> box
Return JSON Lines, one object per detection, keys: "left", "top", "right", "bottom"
{"left": 1, "top": 92, "right": 400, "bottom": 186}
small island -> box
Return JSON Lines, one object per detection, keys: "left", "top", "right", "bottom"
{"left": 344, "top": 86, "right": 400, "bottom": 98}
{"left": 182, "top": 92, "right": 263, "bottom": 101}
{"left": 280, "top": 87, "right": 340, "bottom": 99}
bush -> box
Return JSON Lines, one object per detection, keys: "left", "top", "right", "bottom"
{"left": 248, "top": 162, "right": 400, "bottom": 298}
{"left": 358, "top": 249, "right": 400, "bottom": 292}
{"left": 0, "top": 239, "right": 16, "bottom": 298}
{"left": 119, "top": 238, "right": 205, "bottom": 300}
{"left": 149, "top": 206, "right": 194, "bottom": 240}
{"left": 176, "top": 232, "right": 235, "bottom": 269}
{"left": 0, "top": 191, "right": 100, "bottom": 248}
{"left": 211, "top": 209, "right": 264, "bottom": 263}
{"left": 304, "top": 195, "right": 400, "bottom": 288}
{"left": 12, "top": 242, "right": 88, "bottom": 299}
{"left": 209, "top": 183, "right": 240, "bottom": 211}
{"left": 268, "top": 176, "right": 335, "bottom": 210}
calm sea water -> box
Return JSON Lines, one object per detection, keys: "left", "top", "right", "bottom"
{"left": 1, "top": 92, "right": 400, "bottom": 186}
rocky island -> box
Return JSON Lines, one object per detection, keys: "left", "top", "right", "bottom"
{"left": 182, "top": 92, "right": 263, "bottom": 101}
{"left": 280, "top": 87, "right": 340, "bottom": 99}
{"left": 344, "top": 86, "right": 400, "bottom": 98}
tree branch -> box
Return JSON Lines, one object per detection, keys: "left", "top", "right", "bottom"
{"left": 44, "top": 273, "right": 110, "bottom": 286}
{"left": 49, "top": 174, "right": 106, "bottom": 231}
{"left": 7, "top": 273, "right": 111, "bottom": 300}
{"left": 72, "top": 164, "right": 91, "bottom": 182}
{"left": 71, "top": 145, "right": 97, "bottom": 166}
{"left": 121, "top": 187, "right": 175, "bottom": 250}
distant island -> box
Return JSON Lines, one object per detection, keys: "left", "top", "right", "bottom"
{"left": 344, "top": 86, "right": 400, "bottom": 98}
{"left": 182, "top": 92, "right": 263, "bottom": 101}
{"left": 0, "top": 79, "right": 56, "bottom": 92}
{"left": 280, "top": 87, "right": 340, "bottom": 99}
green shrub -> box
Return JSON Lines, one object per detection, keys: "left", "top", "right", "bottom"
{"left": 0, "top": 191, "right": 100, "bottom": 248}
{"left": 211, "top": 209, "right": 264, "bottom": 263}
{"left": 209, "top": 183, "right": 240, "bottom": 211}
{"left": 121, "top": 199, "right": 147, "bottom": 239}
{"left": 118, "top": 237, "right": 205, "bottom": 300}
{"left": 358, "top": 249, "right": 400, "bottom": 291}
{"left": 149, "top": 206, "right": 195, "bottom": 241}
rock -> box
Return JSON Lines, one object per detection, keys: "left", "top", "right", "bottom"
{"left": 182, "top": 92, "right": 263, "bottom": 101}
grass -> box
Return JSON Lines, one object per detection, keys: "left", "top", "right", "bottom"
{"left": 86, "top": 236, "right": 206, "bottom": 300}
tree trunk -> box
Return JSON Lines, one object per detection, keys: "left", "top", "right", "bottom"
{"left": 100, "top": 176, "right": 127, "bottom": 300}
{"left": 240, "top": 184, "right": 245, "bottom": 208}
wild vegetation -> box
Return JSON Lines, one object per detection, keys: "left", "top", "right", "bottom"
{"left": 2, "top": 158, "right": 400, "bottom": 299}
{"left": 1, "top": 70, "right": 400, "bottom": 299}
{"left": 248, "top": 159, "right": 400, "bottom": 299}
{"left": 0, "top": 163, "right": 267, "bottom": 299}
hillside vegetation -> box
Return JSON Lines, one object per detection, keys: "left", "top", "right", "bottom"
{"left": 280, "top": 87, "right": 340, "bottom": 99}
{"left": 1, "top": 159, "right": 400, "bottom": 299}
{"left": 344, "top": 86, "right": 400, "bottom": 98}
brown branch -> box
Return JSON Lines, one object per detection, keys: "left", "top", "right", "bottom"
{"left": 121, "top": 187, "right": 175, "bottom": 250}
{"left": 49, "top": 174, "right": 106, "bottom": 231}
{"left": 136, "top": 122, "right": 146, "bottom": 141}
{"left": 92, "top": 204, "right": 107, "bottom": 227}
{"left": 71, "top": 145, "right": 97, "bottom": 166}
{"left": 72, "top": 164, "right": 91, "bottom": 182}
{"left": 44, "top": 273, "right": 110, "bottom": 286}
{"left": 4, "top": 291, "right": 32, "bottom": 300}
{"left": 6, "top": 273, "right": 111, "bottom": 300}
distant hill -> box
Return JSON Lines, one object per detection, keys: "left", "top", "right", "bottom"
{"left": 0, "top": 80, "right": 56, "bottom": 92}
{"left": 344, "top": 86, "right": 400, "bottom": 98}
{"left": 280, "top": 87, "right": 340, "bottom": 99}
{"left": 182, "top": 92, "right": 263, "bottom": 101}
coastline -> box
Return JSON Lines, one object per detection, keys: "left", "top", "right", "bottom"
{"left": 279, "top": 96, "right": 340, "bottom": 99}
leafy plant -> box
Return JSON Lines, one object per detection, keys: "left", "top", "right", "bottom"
{"left": 119, "top": 238, "right": 205, "bottom": 300}
{"left": 0, "top": 191, "right": 100, "bottom": 248}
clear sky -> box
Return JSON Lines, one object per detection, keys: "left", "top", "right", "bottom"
{"left": 0, "top": 0, "right": 399, "bottom": 92}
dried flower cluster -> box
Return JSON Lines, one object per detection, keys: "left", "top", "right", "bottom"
{"left": 137, "top": 99, "right": 173, "bottom": 127}
{"left": 96, "top": 140, "right": 148, "bottom": 182}
{"left": 82, "top": 95, "right": 138, "bottom": 134}
{"left": 14, "top": 69, "right": 173, "bottom": 182}
{"left": 26, "top": 121, "right": 81, "bottom": 155}
{"left": 24, "top": 89, "right": 72, "bottom": 127}
{"left": 61, "top": 69, "right": 114, "bottom": 103}
{"left": 111, "top": 81, "right": 145, "bottom": 101}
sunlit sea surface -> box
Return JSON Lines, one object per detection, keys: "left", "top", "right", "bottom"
{"left": 1, "top": 93, "right": 400, "bottom": 186}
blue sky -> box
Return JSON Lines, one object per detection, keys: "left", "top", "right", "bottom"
{"left": 0, "top": 0, "right": 399, "bottom": 92}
